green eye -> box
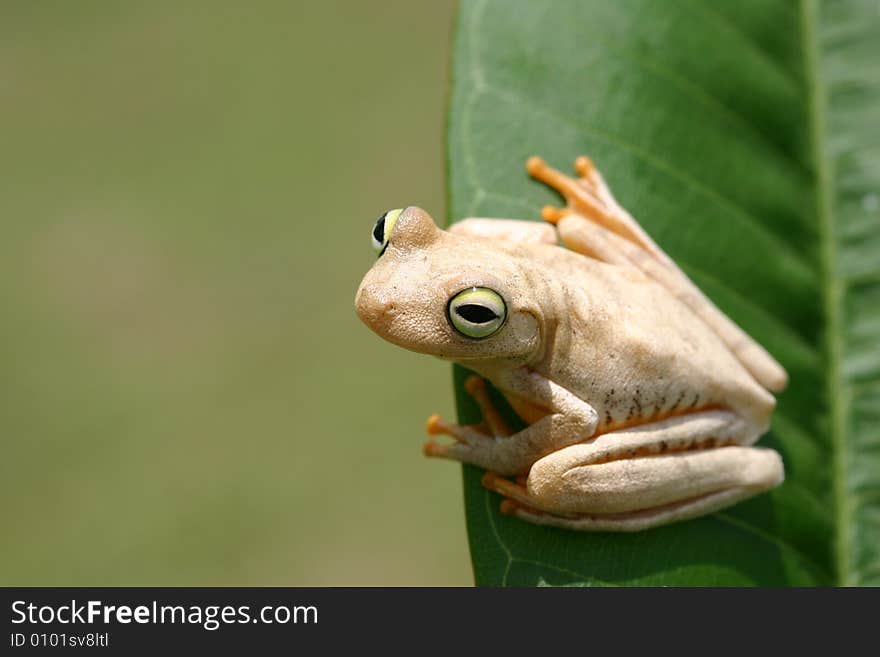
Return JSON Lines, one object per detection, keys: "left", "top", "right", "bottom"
{"left": 447, "top": 287, "right": 507, "bottom": 339}
{"left": 371, "top": 208, "right": 403, "bottom": 255}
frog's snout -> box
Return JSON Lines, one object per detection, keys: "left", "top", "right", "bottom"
{"left": 355, "top": 281, "right": 399, "bottom": 332}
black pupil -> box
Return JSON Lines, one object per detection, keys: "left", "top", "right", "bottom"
{"left": 455, "top": 304, "right": 498, "bottom": 324}
{"left": 373, "top": 214, "right": 387, "bottom": 244}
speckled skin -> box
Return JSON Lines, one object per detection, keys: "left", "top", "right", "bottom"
{"left": 355, "top": 158, "right": 786, "bottom": 531}
{"left": 494, "top": 236, "right": 776, "bottom": 433}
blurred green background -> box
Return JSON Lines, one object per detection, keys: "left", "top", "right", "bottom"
{"left": 1, "top": 0, "right": 469, "bottom": 585}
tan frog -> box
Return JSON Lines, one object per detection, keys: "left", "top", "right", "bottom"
{"left": 355, "top": 156, "right": 786, "bottom": 531}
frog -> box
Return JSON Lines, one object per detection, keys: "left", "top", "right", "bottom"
{"left": 355, "top": 155, "right": 787, "bottom": 531}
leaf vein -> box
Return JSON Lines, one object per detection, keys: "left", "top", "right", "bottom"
{"left": 715, "top": 512, "right": 833, "bottom": 582}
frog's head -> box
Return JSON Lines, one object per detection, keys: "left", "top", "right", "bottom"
{"left": 355, "top": 207, "right": 541, "bottom": 362}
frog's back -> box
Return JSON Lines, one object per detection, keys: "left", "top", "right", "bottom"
{"left": 524, "top": 244, "right": 775, "bottom": 434}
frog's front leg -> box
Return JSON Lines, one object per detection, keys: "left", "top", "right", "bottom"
{"left": 426, "top": 375, "right": 511, "bottom": 441}
{"left": 482, "top": 410, "right": 784, "bottom": 531}
{"left": 448, "top": 217, "right": 557, "bottom": 245}
{"left": 424, "top": 371, "right": 598, "bottom": 475}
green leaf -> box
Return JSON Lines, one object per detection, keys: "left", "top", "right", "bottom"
{"left": 446, "top": 0, "right": 879, "bottom": 586}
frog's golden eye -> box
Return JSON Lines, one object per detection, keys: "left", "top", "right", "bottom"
{"left": 447, "top": 287, "right": 507, "bottom": 339}
{"left": 371, "top": 208, "right": 403, "bottom": 256}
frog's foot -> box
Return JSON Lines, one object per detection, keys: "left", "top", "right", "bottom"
{"left": 424, "top": 412, "right": 495, "bottom": 459}
{"left": 497, "top": 486, "right": 767, "bottom": 532}
{"left": 423, "top": 376, "right": 510, "bottom": 463}
{"left": 482, "top": 471, "right": 537, "bottom": 507}
{"left": 526, "top": 155, "right": 659, "bottom": 258}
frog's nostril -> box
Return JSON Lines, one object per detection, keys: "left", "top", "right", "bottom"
{"left": 355, "top": 283, "right": 382, "bottom": 320}
{"left": 377, "top": 301, "right": 399, "bottom": 323}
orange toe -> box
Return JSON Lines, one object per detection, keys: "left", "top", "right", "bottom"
{"left": 425, "top": 414, "right": 445, "bottom": 436}
{"left": 526, "top": 155, "right": 546, "bottom": 176}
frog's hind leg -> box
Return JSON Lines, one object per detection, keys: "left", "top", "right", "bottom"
{"left": 498, "top": 485, "right": 757, "bottom": 532}
{"left": 526, "top": 156, "right": 788, "bottom": 393}
{"left": 482, "top": 409, "right": 784, "bottom": 531}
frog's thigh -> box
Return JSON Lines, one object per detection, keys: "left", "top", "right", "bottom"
{"left": 449, "top": 218, "right": 557, "bottom": 245}
{"left": 521, "top": 411, "right": 783, "bottom": 531}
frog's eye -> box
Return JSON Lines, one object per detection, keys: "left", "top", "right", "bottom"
{"left": 447, "top": 287, "right": 507, "bottom": 339}
{"left": 371, "top": 208, "right": 404, "bottom": 256}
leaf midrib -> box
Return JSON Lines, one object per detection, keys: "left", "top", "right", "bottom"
{"left": 801, "top": 0, "right": 849, "bottom": 586}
